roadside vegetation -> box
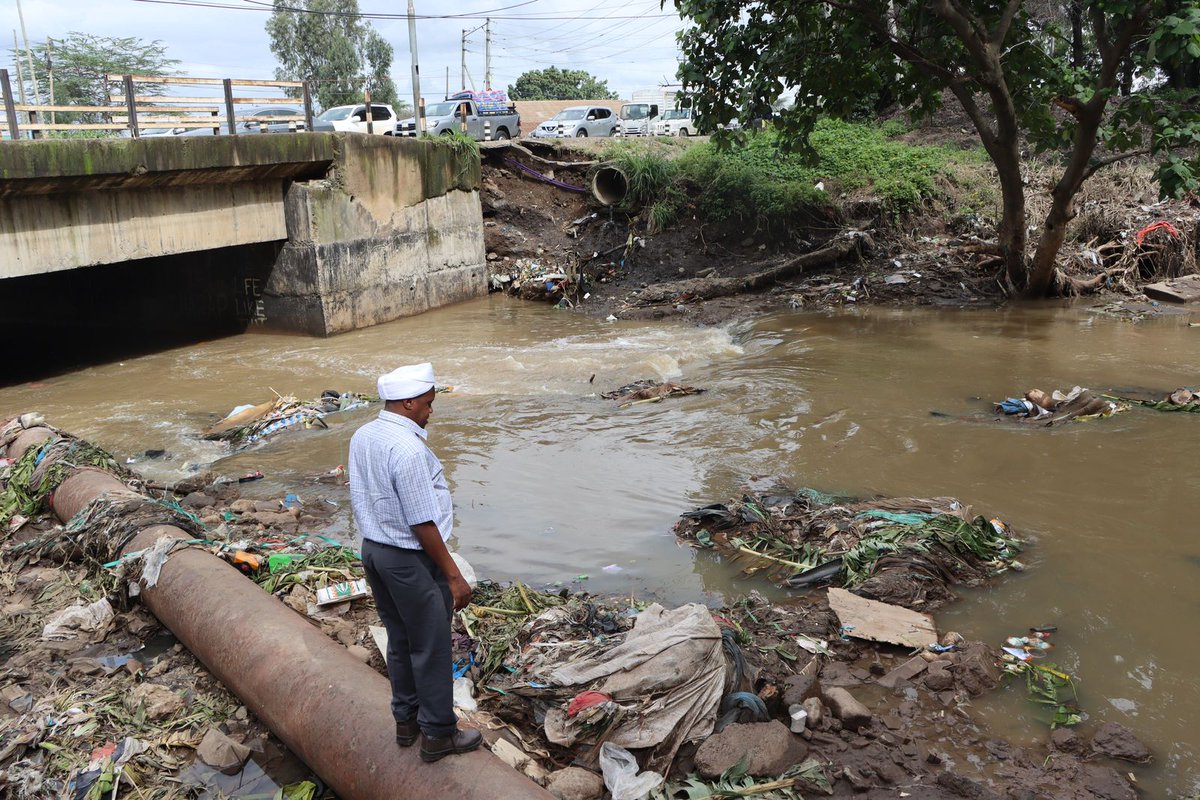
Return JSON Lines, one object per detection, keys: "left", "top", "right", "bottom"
{"left": 600, "top": 119, "right": 978, "bottom": 235}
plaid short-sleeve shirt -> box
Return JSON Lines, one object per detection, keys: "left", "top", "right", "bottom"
{"left": 349, "top": 410, "right": 453, "bottom": 549}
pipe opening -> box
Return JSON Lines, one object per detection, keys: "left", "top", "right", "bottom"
{"left": 591, "top": 165, "right": 628, "bottom": 206}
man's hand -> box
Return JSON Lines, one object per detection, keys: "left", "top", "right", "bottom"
{"left": 448, "top": 573, "right": 473, "bottom": 611}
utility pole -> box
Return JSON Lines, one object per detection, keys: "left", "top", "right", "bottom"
{"left": 15, "top": 0, "right": 38, "bottom": 107}
{"left": 461, "top": 30, "right": 467, "bottom": 93}
{"left": 484, "top": 18, "right": 492, "bottom": 91}
{"left": 11, "top": 31, "right": 27, "bottom": 106}
{"left": 46, "top": 35, "right": 54, "bottom": 124}
{"left": 407, "top": 0, "right": 423, "bottom": 133}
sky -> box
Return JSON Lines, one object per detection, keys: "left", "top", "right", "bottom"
{"left": 0, "top": 0, "right": 688, "bottom": 104}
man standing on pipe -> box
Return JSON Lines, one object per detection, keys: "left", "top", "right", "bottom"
{"left": 349, "top": 363, "right": 483, "bottom": 762}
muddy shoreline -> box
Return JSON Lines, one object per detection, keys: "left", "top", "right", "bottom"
{"left": 480, "top": 139, "right": 1200, "bottom": 328}
{"left": 0, "top": 419, "right": 1156, "bottom": 799}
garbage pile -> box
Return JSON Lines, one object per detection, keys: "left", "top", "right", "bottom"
{"left": 998, "top": 626, "right": 1083, "bottom": 729}
{"left": 1112, "top": 386, "right": 1200, "bottom": 413}
{"left": 600, "top": 380, "right": 706, "bottom": 409}
{"left": 675, "top": 487, "right": 1022, "bottom": 610}
{"left": 202, "top": 391, "right": 373, "bottom": 449}
{"left": 489, "top": 257, "right": 578, "bottom": 303}
{"left": 993, "top": 386, "right": 1127, "bottom": 425}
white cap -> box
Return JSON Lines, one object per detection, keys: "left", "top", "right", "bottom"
{"left": 377, "top": 362, "right": 436, "bottom": 400}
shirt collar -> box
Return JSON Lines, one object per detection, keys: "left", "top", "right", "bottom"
{"left": 378, "top": 409, "right": 428, "bottom": 440}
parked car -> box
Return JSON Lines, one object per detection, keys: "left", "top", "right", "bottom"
{"left": 394, "top": 95, "right": 520, "bottom": 141}
{"left": 652, "top": 108, "right": 697, "bottom": 137}
{"left": 530, "top": 105, "right": 619, "bottom": 138}
{"left": 311, "top": 104, "right": 396, "bottom": 135}
{"left": 169, "top": 107, "right": 306, "bottom": 137}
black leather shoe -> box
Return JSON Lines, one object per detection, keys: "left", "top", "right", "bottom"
{"left": 419, "top": 728, "right": 483, "bottom": 762}
{"left": 396, "top": 719, "right": 419, "bottom": 747}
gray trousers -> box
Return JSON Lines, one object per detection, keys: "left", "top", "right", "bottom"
{"left": 361, "top": 539, "right": 456, "bottom": 737}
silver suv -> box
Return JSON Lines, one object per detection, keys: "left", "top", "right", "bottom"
{"left": 531, "top": 105, "right": 619, "bottom": 138}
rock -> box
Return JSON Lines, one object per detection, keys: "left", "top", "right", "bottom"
{"left": 1050, "top": 726, "right": 1083, "bottom": 755}
{"left": 1082, "top": 764, "right": 1138, "bottom": 800}
{"left": 171, "top": 471, "right": 215, "bottom": 494}
{"left": 346, "top": 645, "right": 371, "bottom": 663}
{"left": 238, "top": 510, "right": 299, "bottom": 527}
{"left": 545, "top": 766, "right": 605, "bottom": 800}
{"left": 487, "top": 251, "right": 500, "bottom": 261}
{"left": 1090, "top": 722, "right": 1152, "bottom": 763}
{"left": 181, "top": 492, "right": 215, "bottom": 509}
{"left": 229, "top": 499, "right": 255, "bottom": 514}
{"left": 876, "top": 656, "right": 928, "bottom": 689}
{"left": 801, "top": 697, "right": 824, "bottom": 727}
{"left": 252, "top": 500, "right": 281, "bottom": 512}
{"left": 822, "top": 687, "right": 872, "bottom": 732}
{"left": 936, "top": 771, "right": 1002, "bottom": 799}
{"left": 694, "top": 721, "right": 809, "bottom": 779}
{"left": 923, "top": 664, "right": 954, "bottom": 692}
{"left": 196, "top": 727, "right": 251, "bottom": 773}
{"left": 782, "top": 674, "right": 820, "bottom": 707}
{"left": 125, "top": 683, "right": 184, "bottom": 720}
{"left": 955, "top": 643, "right": 1000, "bottom": 696}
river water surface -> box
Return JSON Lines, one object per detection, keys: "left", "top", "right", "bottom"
{"left": 3, "top": 297, "right": 1197, "bottom": 796}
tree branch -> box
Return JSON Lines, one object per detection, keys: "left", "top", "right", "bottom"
{"left": 991, "top": 0, "right": 1023, "bottom": 47}
{"left": 1082, "top": 148, "right": 1152, "bottom": 181}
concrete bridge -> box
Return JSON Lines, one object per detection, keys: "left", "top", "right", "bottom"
{"left": 0, "top": 133, "right": 486, "bottom": 339}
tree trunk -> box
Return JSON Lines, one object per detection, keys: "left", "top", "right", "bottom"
{"left": 994, "top": 148, "right": 1028, "bottom": 290}
{"left": 1069, "top": 1, "right": 1085, "bottom": 68}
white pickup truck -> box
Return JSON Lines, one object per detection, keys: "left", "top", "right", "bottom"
{"left": 394, "top": 96, "right": 521, "bottom": 141}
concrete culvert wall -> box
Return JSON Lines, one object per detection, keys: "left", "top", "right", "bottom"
{"left": 592, "top": 164, "right": 628, "bottom": 206}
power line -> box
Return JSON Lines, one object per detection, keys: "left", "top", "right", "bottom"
{"left": 129, "top": 0, "right": 680, "bottom": 21}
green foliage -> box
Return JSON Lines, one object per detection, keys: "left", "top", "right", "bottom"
{"left": 266, "top": 0, "right": 396, "bottom": 110}
{"left": 507, "top": 66, "right": 619, "bottom": 100}
{"left": 654, "top": 757, "right": 832, "bottom": 799}
{"left": 600, "top": 141, "right": 678, "bottom": 209}
{"left": 11, "top": 33, "right": 179, "bottom": 124}
{"left": 610, "top": 122, "right": 950, "bottom": 232}
{"left": 672, "top": 0, "right": 1200, "bottom": 292}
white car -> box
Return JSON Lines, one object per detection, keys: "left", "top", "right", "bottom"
{"left": 654, "top": 108, "right": 697, "bottom": 136}
{"left": 312, "top": 104, "right": 396, "bottom": 135}
{"left": 531, "top": 105, "right": 619, "bottom": 138}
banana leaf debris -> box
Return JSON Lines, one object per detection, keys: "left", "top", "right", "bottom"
{"left": 202, "top": 391, "right": 374, "bottom": 449}
{"left": 675, "top": 486, "right": 1022, "bottom": 610}
{"left": 601, "top": 380, "right": 706, "bottom": 408}
{"left": 1109, "top": 386, "right": 1200, "bottom": 412}
{"left": 993, "top": 386, "right": 1128, "bottom": 425}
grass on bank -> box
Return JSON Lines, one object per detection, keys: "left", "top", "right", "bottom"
{"left": 599, "top": 119, "right": 984, "bottom": 233}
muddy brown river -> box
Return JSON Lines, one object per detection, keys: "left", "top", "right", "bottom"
{"left": 3, "top": 297, "right": 1197, "bottom": 796}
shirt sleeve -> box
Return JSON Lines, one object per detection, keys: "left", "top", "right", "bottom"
{"left": 390, "top": 447, "right": 441, "bottom": 530}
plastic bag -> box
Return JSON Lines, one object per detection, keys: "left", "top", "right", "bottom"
{"left": 452, "top": 677, "right": 478, "bottom": 712}
{"left": 450, "top": 552, "right": 477, "bottom": 589}
{"left": 599, "top": 742, "right": 663, "bottom": 800}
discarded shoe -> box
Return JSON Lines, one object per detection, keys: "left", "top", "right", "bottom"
{"left": 396, "top": 719, "right": 419, "bottom": 747}
{"left": 419, "top": 728, "right": 483, "bottom": 762}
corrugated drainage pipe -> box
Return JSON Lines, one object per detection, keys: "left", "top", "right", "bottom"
{"left": 591, "top": 164, "right": 628, "bottom": 206}
{"left": 6, "top": 428, "right": 553, "bottom": 800}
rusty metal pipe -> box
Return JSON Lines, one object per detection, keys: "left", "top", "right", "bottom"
{"left": 8, "top": 429, "right": 553, "bottom": 800}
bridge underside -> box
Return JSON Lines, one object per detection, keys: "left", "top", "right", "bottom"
{"left": 0, "top": 134, "right": 487, "bottom": 349}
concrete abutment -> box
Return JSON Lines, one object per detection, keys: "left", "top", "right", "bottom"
{"left": 0, "top": 133, "right": 487, "bottom": 348}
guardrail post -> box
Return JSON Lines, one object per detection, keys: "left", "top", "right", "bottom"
{"left": 557, "top": 121, "right": 564, "bottom": 138}
{"left": 2, "top": 70, "right": 20, "bottom": 139}
{"left": 459, "top": 101, "right": 468, "bottom": 134}
{"left": 302, "top": 81, "right": 314, "bottom": 132}
{"left": 211, "top": 110, "right": 219, "bottom": 136}
{"left": 365, "top": 90, "right": 373, "bottom": 135}
{"left": 484, "top": 119, "right": 491, "bottom": 141}
{"left": 418, "top": 97, "right": 425, "bottom": 135}
{"left": 223, "top": 78, "right": 236, "bottom": 135}
{"left": 123, "top": 75, "right": 139, "bottom": 139}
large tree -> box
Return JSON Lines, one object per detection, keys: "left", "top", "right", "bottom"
{"left": 12, "top": 33, "right": 179, "bottom": 123}
{"left": 508, "top": 67, "right": 619, "bottom": 100}
{"left": 266, "top": 0, "right": 397, "bottom": 110}
{"left": 675, "top": 1, "right": 1200, "bottom": 297}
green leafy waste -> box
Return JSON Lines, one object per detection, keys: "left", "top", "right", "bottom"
{"left": 654, "top": 756, "right": 832, "bottom": 799}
